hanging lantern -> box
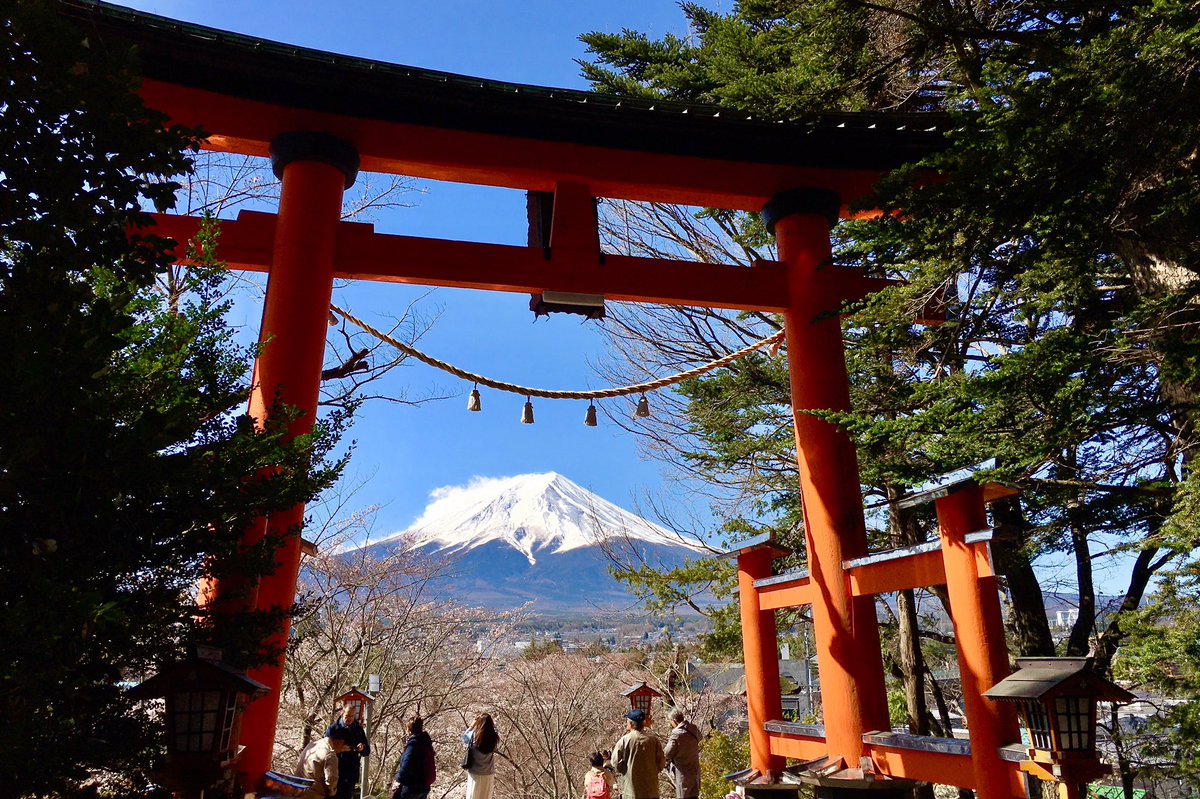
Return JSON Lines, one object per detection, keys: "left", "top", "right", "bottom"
{"left": 634, "top": 394, "right": 651, "bottom": 419}
{"left": 467, "top": 385, "right": 482, "bottom": 412}
{"left": 521, "top": 398, "right": 535, "bottom": 424}
{"left": 584, "top": 402, "right": 598, "bottom": 427}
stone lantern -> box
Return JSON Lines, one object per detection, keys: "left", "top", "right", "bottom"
{"left": 985, "top": 657, "right": 1135, "bottom": 799}
{"left": 128, "top": 647, "right": 266, "bottom": 798}
{"left": 622, "top": 681, "right": 663, "bottom": 726}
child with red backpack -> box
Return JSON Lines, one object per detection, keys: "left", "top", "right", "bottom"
{"left": 582, "top": 751, "right": 615, "bottom": 799}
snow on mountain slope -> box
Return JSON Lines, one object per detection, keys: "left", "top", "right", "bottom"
{"left": 346, "top": 473, "right": 704, "bottom": 611}
{"left": 364, "top": 472, "right": 693, "bottom": 566}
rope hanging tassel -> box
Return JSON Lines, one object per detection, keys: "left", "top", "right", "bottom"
{"left": 329, "top": 304, "right": 785, "bottom": 423}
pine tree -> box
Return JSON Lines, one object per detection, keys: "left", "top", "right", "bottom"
{"left": 0, "top": 4, "right": 347, "bottom": 791}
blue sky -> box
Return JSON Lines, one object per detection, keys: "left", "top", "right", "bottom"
{"left": 121, "top": 0, "right": 703, "bottom": 541}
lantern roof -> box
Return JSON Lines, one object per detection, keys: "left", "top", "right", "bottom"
{"left": 127, "top": 654, "right": 268, "bottom": 700}
{"left": 335, "top": 687, "right": 376, "bottom": 704}
{"left": 622, "top": 682, "right": 663, "bottom": 698}
{"left": 984, "top": 657, "right": 1135, "bottom": 705}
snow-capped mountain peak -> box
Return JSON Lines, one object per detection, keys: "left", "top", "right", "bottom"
{"left": 346, "top": 473, "right": 704, "bottom": 611}
{"left": 367, "top": 472, "right": 690, "bottom": 567}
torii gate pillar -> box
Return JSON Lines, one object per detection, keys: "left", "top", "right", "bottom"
{"left": 767, "top": 189, "right": 892, "bottom": 766}
{"left": 935, "top": 485, "right": 1019, "bottom": 798}
{"left": 219, "top": 132, "right": 358, "bottom": 785}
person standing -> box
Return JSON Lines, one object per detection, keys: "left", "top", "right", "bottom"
{"left": 581, "top": 751, "right": 614, "bottom": 799}
{"left": 326, "top": 704, "right": 371, "bottom": 799}
{"left": 663, "top": 708, "right": 701, "bottom": 799}
{"left": 296, "top": 727, "right": 354, "bottom": 799}
{"left": 611, "top": 709, "right": 665, "bottom": 799}
{"left": 392, "top": 716, "right": 436, "bottom": 799}
{"left": 462, "top": 712, "right": 499, "bottom": 799}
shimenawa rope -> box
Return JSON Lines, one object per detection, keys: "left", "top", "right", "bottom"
{"left": 329, "top": 304, "right": 784, "bottom": 401}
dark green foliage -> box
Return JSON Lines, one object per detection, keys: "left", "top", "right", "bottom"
{"left": 1117, "top": 550, "right": 1200, "bottom": 787}
{"left": 583, "top": 0, "right": 1200, "bottom": 782}
{"left": 0, "top": 3, "right": 346, "bottom": 792}
{"left": 697, "top": 729, "right": 751, "bottom": 799}
{"left": 580, "top": 1, "right": 939, "bottom": 114}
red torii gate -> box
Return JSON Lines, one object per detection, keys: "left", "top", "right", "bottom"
{"left": 64, "top": 2, "right": 1029, "bottom": 796}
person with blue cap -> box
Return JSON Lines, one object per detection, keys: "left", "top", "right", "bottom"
{"left": 611, "top": 708, "right": 665, "bottom": 799}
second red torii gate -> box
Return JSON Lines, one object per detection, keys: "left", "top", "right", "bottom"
{"left": 59, "top": 2, "right": 1018, "bottom": 796}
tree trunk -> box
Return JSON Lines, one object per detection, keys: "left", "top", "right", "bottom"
{"left": 888, "top": 487, "right": 933, "bottom": 734}
{"left": 1064, "top": 464, "right": 1097, "bottom": 657}
{"left": 923, "top": 664, "right": 953, "bottom": 739}
{"left": 990, "top": 497, "right": 1055, "bottom": 655}
{"left": 1093, "top": 544, "right": 1163, "bottom": 675}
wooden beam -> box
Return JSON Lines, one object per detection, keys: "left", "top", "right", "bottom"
{"left": 143, "top": 211, "right": 275, "bottom": 274}
{"left": 767, "top": 731, "right": 829, "bottom": 762}
{"left": 149, "top": 211, "right": 791, "bottom": 311}
{"left": 843, "top": 534, "right": 994, "bottom": 595}
{"left": 847, "top": 548, "right": 946, "bottom": 596}
{"left": 866, "top": 743, "right": 976, "bottom": 788}
{"left": 757, "top": 572, "right": 813, "bottom": 610}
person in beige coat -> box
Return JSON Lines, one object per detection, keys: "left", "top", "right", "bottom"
{"left": 295, "top": 727, "right": 354, "bottom": 799}
{"left": 611, "top": 709, "right": 665, "bottom": 799}
{"left": 663, "top": 708, "right": 701, "bottom": 799}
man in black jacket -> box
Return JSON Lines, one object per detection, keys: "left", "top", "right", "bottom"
{"left": 326, "top": 704, "right": 371, "bottom": 799}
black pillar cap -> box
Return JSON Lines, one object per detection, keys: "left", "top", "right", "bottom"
{"left": 269, "top": 132, "right": 360, "bottom": 189}
{"left": 760, "top": 188, "right": 842, "bottom": 235}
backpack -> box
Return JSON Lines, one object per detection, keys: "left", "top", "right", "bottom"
{"left": 585, "top": 771, "right": 610, "bottom": 799}
{"left": 424, "top": 738, "right": 437, "bottom": 786}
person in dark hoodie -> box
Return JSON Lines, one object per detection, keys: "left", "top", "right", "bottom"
{"left": 663, "top": 708, "right": 701, "bottom": 799}
{"left": 391, "top": 716, "right": 436, "bottom": 799}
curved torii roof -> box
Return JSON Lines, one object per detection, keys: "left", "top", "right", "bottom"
{"left": 59, "top": 0, "right": 950, "bottom": 212}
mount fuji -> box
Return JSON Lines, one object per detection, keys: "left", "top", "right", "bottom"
{"left": 348, "top": 473, "right": 704, "bottom": 611}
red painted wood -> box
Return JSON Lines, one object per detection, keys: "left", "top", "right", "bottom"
{"left": 758, "top": 580, "right": 813, "bottom": 610}
{"left": 767, "top": 732, "right": 828, "bottom": 762}
{"left": 867, "top": 744, "right": 977, "bottom": 788}
{"left": 548, "top": 181, "right": 600, "bottom": 255}
{"left": 936, "top": 486, "right": 1021, "bottom": 799}
{"left": 847, "top": 550, "right": 947, "bottom": 596}
{"left": 778, "top": 211, "right": 890, "bottom": 765}
{"left": 227, "top": 159, "right": 347, "bottom": 786}
{"left": 148, "top": 211, "right": 792, "bottom": 311}
{"left": 738, "top": 549, "right": 787, "bottom": 776}
{"left": 140, "top": 80, "right": 888, "bottom": 213}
